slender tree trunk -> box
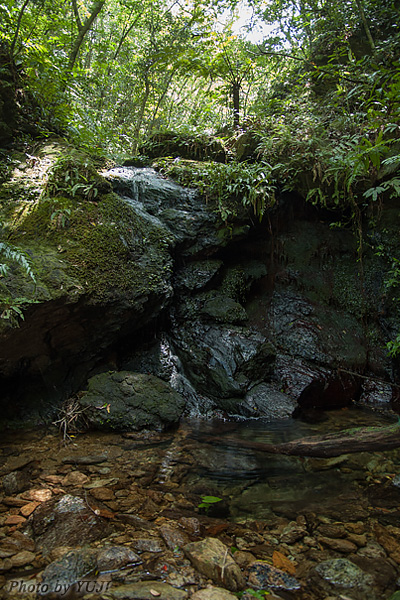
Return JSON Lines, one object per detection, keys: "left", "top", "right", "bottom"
{"left": 10, "top": 0, "right": 31, "bottom": 56}
{"left": 132, "top": 77, "right": 150, "bottom": 153}
{"left": 353, "top": 0, "right": 377, "bottom": 58}
{"left": 232, "top": 81, "right": 240, "bottom": 129}
{"left": 68, "top": 0, "right": 105, "bottom": 71}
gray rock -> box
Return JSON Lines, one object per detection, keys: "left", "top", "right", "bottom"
{"left": 2, "top": 471, "right": 29, "bottom": 495}
{"left": 100, "top": 581, "right": 188, "bottom": 599}
{"left": 79, "top": 371, "right": 186, "bottom": 431}
{"left": 239, "top": 383, "right": 297, "bottom": 419}
{"left": 191, "top": 587, "right": 238, "bottom": 600}
{"left": 247, "top": 561, "right": 301, "bottom": 592}
{"left": 184, "top": 537, "right": 245, "bottom": 592}
{"left": 31, "top": 494, "right": 110, "bottom": 554}
{"left": 309, "top": 557, "right": 376, "bottom": 600}
{"left": 39, "top": 548, "right": 97, "bottom": 595}
{"left": 96, "top": 546, "right": 142, "bottom": 572}
{"left": 172, "top": 323, "right": 275, "bottom": 405}
{"left": 174, "top": 260, "right": 223, "bottom": 292}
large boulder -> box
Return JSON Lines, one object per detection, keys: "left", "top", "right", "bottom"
{"left": 0, "top": 143, "right": 174, "bottom": 421}
{"left": 79, "top": 371, "right": 186, "bottom": 431}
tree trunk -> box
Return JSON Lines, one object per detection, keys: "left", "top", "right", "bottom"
{"left": 232, "top": 81, "right": 240, "bottom": 129}
{"left": 353, "top": 0, "right": 377, "bottom": 58}
{"left": 68, "top": 0, "right": 105, "bottom": 72}
{"left": 10, "top": 0, "right": 31, "bottom": 56}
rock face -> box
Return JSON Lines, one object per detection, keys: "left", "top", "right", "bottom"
{"left": 0, "top": 146, "right": 399, "bottom": 426}
{"left": 79, "top": 371, "right": 186, "bottom": 431}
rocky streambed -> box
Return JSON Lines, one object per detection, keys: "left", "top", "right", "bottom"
{"left": 2, "top": 410, "right": 400, "bottom": 600}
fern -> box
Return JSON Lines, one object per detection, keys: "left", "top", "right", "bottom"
{"left": 0, "top": 242, "right": 36, "bottom": 283}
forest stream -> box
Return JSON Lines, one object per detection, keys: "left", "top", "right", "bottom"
{"left": 2, "top": 407, "right": 400, "bottom": 600}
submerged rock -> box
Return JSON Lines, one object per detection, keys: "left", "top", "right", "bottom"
{"left": 308, "top": 557, "right": 376, "bottom": 600}
{"left": 247, "top": 561, "right": 301, "bottom": 592}
{"left": 79, "top": 371, "right": 186, "bottom": 431}
{"left": 184, "top": 537, "right": 245, "bottom": 592}
{"left": 30, "top": 494, "right": 110, "bottom": 554}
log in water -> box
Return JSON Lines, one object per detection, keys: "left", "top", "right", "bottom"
{"left": 194, "top": 423, "right": 400, "bottom": 458}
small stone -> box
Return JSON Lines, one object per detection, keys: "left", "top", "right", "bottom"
{"left": 89, "top": 487, "right": 115, "bottom": 501}
{"left": 99, "top": 581, "right": 188, "bottom": 599}
{"left": 347, "top": 533, "right": 367, "bottom": 547}
{"left": 0, "top": 558, "right": 13, "bottom": 571}
{"left": 4, "top": 515, "right": 26, "bottom": 526}
{"left": 309, "top": 557, "right": 375, "bottom": 600}
{"left": 10, "top": 551, "right": 36, "bottom": 567}
{"left": 318, "top": 537, "right": 358, "bottom": 554}
{"left": 23, "top": 489, "right": 52, "bottom": 502}
{"left": 20, "top": 502, "right": 40, "bottom": 517}
{"left": 84, "top": 478, "right": 118, "bottom": 489}
{"left": 280, "top": 522, "right": 306, "bottom": 544}
{"left": 96, "top": 546, "right": 141, "bottom": 571}
{"left": 62, "top": 471, "right": 89, "bottom": 487}
{"left": 131, "top": 538, "right": 164, "bottom": 553}
{"left": 2, "top": 472, "right": 29, "bottom": 495}
{"left": 184, "top": 538, "right": 245, "bottom": 592}
{"left": 2, "top": 497, "right": 28, "bottom": 507}
{"left": 357, "top": 541, "right": 387, "bottom": 560}
{"left": 159, "top": 525, "right": 189, "bottom": 550}
{"left": 191, "top": 586, "right": 238, "bottom": 600}
{"left": 247, "top": 561, "right": 301, "bottom": 592}
{"left": 317, "top": 523, "right": 346, "bottom": 538}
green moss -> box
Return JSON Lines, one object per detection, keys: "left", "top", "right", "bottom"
{"left": 0, "top": 143, "right": 173, "bottom": 307}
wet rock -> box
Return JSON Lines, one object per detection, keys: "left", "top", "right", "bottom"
{"left": 10, "top": 550, "right": 36, "bottom": 567}
{"left": 308, "top": 557, "right": 376, "bottom": 600}
{"left": 79, "top": 371, "right": 185, "bottom": 431}
{"left": 317, "top": 537, "right": 358, "bottom": 554}
{"left": 4, "top": 515, "right": 26, "bottom": 526}
{"left": 172, "top": 323, "right": 275, "bottom": 406}
{"left": 130, "top": 538, "right": 164, "bottom": 553}
{"left": 247, "top": 561, "right": 301, "bottom": 592}
{"left": 62, "top": 454, "right": 109, "bottom": 465}
{"left": 201, "top": 294, "right": 247, "bottom": 324}
{"left": 191, "top": 587, "right": 238, "bottom": 600}
{"left": 280, "top": 521, "right": 307, "bottom": 544}
{"left": 183, "top": 537, "right": 245, "bottom": 592}
{"left": 357, "top": 540, "right": 386, "bottom": 559}
{"left": 89, "top": 487, "right": 115, "bottom": 502}
{"left": 39, "top": 548, "right": 97, "bottom": 595}
{"left": 2, "top": 472, "right": 29, "bottom": 496}
{"left": 20, "top": 501, "right": 41, "bottom": 517}
{"left": 174, "top": 260, "right": 223, "bottom": 292}
{"left": 97, "top": 580, "right": 188, "bottom": 599}
{"left": 96, "top": 546, "right": 141, "bottom": 572}
{"left": 159, "top": 525, "right": 190, "bottom": 550}
{"left": 239, "top": 383, "right": 297, "bottom": 419}
{"left": 62, "top": 471, "right": 90, "bottom": 487}
{"left": 271, "top": 290, "right": 367, "bottom": 370}
{"left": 30, "top": 494, "right": 110, "bottom": 554}
{"left": 23, "top": 489, "right": 53, "bottom": 502}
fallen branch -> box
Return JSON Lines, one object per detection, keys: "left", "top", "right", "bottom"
{"left": 194, "top": 423, "right": 400, "bottom": 458}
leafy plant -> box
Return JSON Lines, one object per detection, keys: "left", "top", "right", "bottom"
{"left": 198, "top": 495, "right": 223, "bottom": 514}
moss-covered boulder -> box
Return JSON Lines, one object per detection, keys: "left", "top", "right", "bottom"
{"left": 0, "top": 141, "right": 174, "bottom": 420}
{"left": 79, "top": 371, "right": 185, "bottom": 431}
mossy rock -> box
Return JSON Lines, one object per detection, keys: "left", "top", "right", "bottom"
{"left": 79, "top": 371, "right": 186, "bottom": 431}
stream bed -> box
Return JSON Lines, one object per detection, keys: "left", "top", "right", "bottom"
{"left": 1, "top": 408, "right": 400, "bottom": 599}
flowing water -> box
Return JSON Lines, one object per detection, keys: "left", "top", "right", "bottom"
{"left": 2, "top": 407, "right": 400, "bottom": 527}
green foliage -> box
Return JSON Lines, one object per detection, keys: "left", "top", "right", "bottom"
{"left": 237, "top": 589, "right": 270, "bottom": 599}
{"left": 160, "top": 159, "right": 275, "bottom": 221}
{"left": 198, "top": 495, "right": 222, "bottom": 513}
{"left": 0, "top": 238, "right": 36, "bottom": 326}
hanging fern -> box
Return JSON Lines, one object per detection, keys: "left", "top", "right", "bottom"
{"left": 0, "top": 242, "right": 36, "bottom": 283}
